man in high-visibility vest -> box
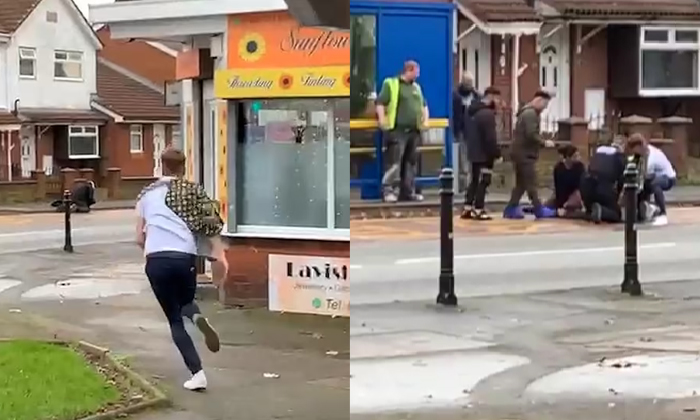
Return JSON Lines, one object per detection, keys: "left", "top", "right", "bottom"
{"left": 376, "top": 60, "right": 429, "bottom": 202}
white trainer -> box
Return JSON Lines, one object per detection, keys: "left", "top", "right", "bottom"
{"left": 651, "top": 214, "right": 669, "bottom": 226}
{"left": 183, "top": 370, "right": 207, "bottom": 391}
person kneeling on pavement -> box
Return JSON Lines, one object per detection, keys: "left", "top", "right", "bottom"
{"left": 580, "top": 138, "right": 626, "bottom": 224}
{"left": 461, "top": 87, "right": 501, "bottom": 221}
{"left": 639, "top": 140, "right": 676, "bottom": 226}
{"left": 545, "top": 144, "right": 585, "bottom": 218}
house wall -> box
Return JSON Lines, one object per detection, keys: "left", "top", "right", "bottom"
{"left": 10, "top": 0, "right": 97, "bottom": 110}
{"left": 570, "top": 25, "right": 609, "bottom": 120}
{"left": 103, "top": 122, "right": 176, "bottom": 177}
{"left": 96, "top": 27, "right": 176, "bottom": 86}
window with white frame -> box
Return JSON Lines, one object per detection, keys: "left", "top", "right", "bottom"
{"left": 129, "top": 124, "right": 143, "bottom": 152}
{"left": 68, "top": 126, "right": 99, "bottom": 159}
{"left": 640, "top": 27, "right": 700, "bottom": 95}
{"left": 19, "top": 48, "right": 36, "bottom": 78}
{"left": 54, "top": 50, "right": 83, "bottom": 80}
{"left": 171, "top": 124, "right": 181, "bottom": 148}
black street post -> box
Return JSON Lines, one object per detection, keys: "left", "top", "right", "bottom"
{"left": 621, "top": 156, "right": 642, "bottom": 296}
{"left": 63, "top": 189, "right": 74, "bottom": 253}
{"left": 436, "top": 167, "right": 457, "bottom": 306}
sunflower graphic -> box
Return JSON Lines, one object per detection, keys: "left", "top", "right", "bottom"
{"left": 343, "top": 72, "right": 350, "bottom": 88}
{"left": 279, "top": 74, "right": 294, "bottom": 89}
{"left": 238, "top": 32, "right": 266, "bottom": 62}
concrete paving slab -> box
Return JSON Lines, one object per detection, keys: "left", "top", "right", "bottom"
{"left": 525, "top": 354, "right": 700, "bottom": 400}
{"left": 350, "top": 352, "right": 530, "bottom": 414}
{"left": 350, "top": 330, "right": 493, "bottom": 360}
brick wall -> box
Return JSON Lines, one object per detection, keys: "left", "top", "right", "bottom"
{"left": 222, "top": 237, "right": 350, "bottom": 307}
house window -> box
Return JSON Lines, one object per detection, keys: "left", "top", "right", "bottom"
{"left": 19, "top": 48, "right": 36, "bottom": 78}
{"left": 54, "top": 50, "right": 83, "bottom": 80}
{"left": 129, "top": 124, "right": 143, "bottom": 152}
{"left": 171, "top": 124, "right": 181, "bottom": 148}
{"left": 68, "top": 125, "right": 99, "bottom": 159}
{"left": 640, "top": 27, "right": 700, "bottom": 95}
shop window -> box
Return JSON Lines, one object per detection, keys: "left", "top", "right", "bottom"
{"left": 234, "top": 98, "right": 349, "bottom": 236}
{"left": 350, "top": 15, "right": 376, "bottom": 119}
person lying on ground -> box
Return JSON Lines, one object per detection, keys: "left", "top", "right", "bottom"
{"left": 581, "top": 138, "right": 626, "bottom": 224}
{"left": 545, "top": 144, "right": 585, "bottom": 218}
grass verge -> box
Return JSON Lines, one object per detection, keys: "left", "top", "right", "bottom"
{"left": 0, "top": 340, "right": 120, "bottom": 420}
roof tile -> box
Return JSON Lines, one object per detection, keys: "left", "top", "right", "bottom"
{"left": 459, "top": 0, "right": 539, "bottom": 22}
{"left": 0, "top": 0, "right": 41, "bottom": 33}
{"left": 95, "top": 61, "right": 179, "bottom": 121}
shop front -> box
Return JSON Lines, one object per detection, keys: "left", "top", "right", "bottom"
{"left": 214, "top": 11, "right": 350, "bottom": 314}
{"left": 349, "top": 1, "right": 454, "bottom": 199}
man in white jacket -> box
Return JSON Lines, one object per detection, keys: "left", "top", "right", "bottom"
{"left": 641, "top": 143, "right": 676, "bottom": 226}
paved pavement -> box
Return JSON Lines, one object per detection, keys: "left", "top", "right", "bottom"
{"left": 0, "top": 244, "right": 348, "bottom": 420}
{"left": 351, "top": 214, "right": 700, "bottom": 418}
{"left": 0, "top": 209, "right": 133, "bottom": 253}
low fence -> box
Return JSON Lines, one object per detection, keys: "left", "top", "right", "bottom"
{"left": 0, "top": 167, "right": 156, "bottom": 205}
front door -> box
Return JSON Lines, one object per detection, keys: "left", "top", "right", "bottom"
{"left": 152, "top": 124, "right": 166, "bottom": 177}
{"left": 20, "top": 128, "right": 35, "bottom": 178}
{"left": 539, "top": 25, "right": 570, "bottom": 133}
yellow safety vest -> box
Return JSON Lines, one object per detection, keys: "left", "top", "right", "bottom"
{"left": 382, "top": 77, "right": 424, "bottom": 130}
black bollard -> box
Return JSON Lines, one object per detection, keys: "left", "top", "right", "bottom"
{"left": 63, "top": 189, "right": 74, "bottom": 253}
{"left": 436, "top": 167, "right": 457, "bottom": 306}
{"left": 621, "top": 156, "right": 642, "bottom": 296}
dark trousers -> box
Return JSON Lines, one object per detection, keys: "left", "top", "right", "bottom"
{"left": 639, "top": 175, "right": 675, "bottom": 215}
{"left": 580, "top": 177, "right": 621, "bottom": 223}
{"left": 465, "top": 161, "right": 493, "bottom": 210}
{"left": 145, "top": 252, "right": 203, "bottom": 374}
{"left": 382, "top": 129, "right": 420, "bottom": 199}
{"left": 507, "top": 160, "right": 541, "bottom": 208}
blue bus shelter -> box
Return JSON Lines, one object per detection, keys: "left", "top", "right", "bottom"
{"left": 349, "top": 0, "right": 454, "bottom": 199}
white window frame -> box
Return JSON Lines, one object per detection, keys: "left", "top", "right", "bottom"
{"left": 68, "top": 125, "right": 99, "bottom": 159}
{"left": 639, "top": 26, "right": 700, "bottom": 97}
{"left": 129, "top": 124, "right": 143, "bottom": 153}
{"left": 53, "top": 50, "right": 83, "bottom": 81}
{"left": 223, "top": 103, "right": 349, "bottom": 241}
{"left": 171, "top": 123, "right": 181, "bottom": 147}
{"left": 18, "top": 47, "right": 36, "bottom": 79}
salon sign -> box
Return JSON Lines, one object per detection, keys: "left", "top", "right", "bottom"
{"left": 215, "top": 11, "right": 350, "bottom": 99}
{"left": 268, "top": 254, "right": 349, "bottom": 317}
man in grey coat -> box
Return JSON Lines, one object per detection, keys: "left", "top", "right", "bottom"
{"left": 503, "top": 90, "right": 557, "bottom": 219}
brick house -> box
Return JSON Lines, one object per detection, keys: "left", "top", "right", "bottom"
{"left": 0, "top": 0, "right": 180, "bottom": 183}
{"left": 92, "top": 59, "right": 180, "bottom": 177}
{"left": 456, "top": 0, "right": 700, "bottom": 148}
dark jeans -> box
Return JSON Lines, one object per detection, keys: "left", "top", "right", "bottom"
{"left": 507, "top": 160, "right": 541, "bottom": 208}
{"left": 465, "top": 161, "right": 493, "bottom": 210}
{"left": 145, "top": 252, "right": 202, "bottom": 374}
{"left": 382, "top": 129, "right": 420, "bottom": 199}
{"left": 639, "top": 175, "right": 675, "bottom": 215}
{"left": 580, "top": 176, "right": 621, "bottom": 223}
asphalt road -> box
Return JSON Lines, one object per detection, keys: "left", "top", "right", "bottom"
{"left": 0, "top": 209, "right": 133, "bottom": 253}
{"left": 351, "top": 221, "right": 700, "bottom": 305}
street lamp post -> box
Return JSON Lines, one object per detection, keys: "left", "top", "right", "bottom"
{"left": 63, "top": 189, "right": 74, "bottom": 253}
{"left": 621, "top": 156, "right": 642, "bottom": 296}
{"left": 436, "top": 167, "right": 457, "bottom": 306}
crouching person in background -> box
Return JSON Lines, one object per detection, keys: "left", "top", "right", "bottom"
{"left": 546, "top": 145, "right": 585, "bottom": 218}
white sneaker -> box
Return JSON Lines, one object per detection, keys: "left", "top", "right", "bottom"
{"left": 651, "top": 214, "right": 668, "bottom": 226}
{"left": 383, "top": 192, "right": 398, "bottom": 203}
{"left": 183, "top": 370, "right": 207, "bottom": 391}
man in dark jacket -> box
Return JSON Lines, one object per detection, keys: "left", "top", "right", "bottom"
{"left": 452, "top": 72, "right": 480, "bottom": 188}
{"left": 461, "top": 87, "right": 501, "bottom": 220}
{"left": 580, "top": 139, "right": 626, "bottom": 223}
{"left": 503, "top": 90, "right": 556, "bottom": 219}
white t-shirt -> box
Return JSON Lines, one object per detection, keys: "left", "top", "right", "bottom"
{"left": 646, "top": 144, "right": 676, "bottom": 179}
{"left": 136, "top": 179, "right": 197, "bottom": 256}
